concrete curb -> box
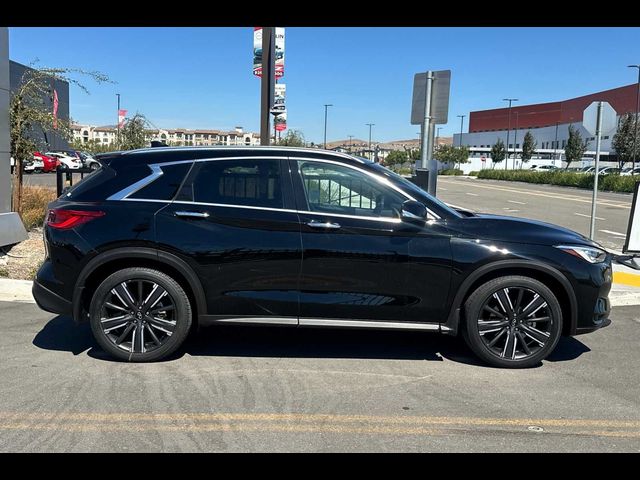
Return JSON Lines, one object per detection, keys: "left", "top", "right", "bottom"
{"left": 2, "top": 275, "right": 640, "bottom": 308}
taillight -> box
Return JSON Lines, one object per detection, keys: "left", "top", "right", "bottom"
{"left": 47, "top": 209, "right": 105, "bottom": 229}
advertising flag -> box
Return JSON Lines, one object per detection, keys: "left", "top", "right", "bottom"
{"left": 118, "top": 109, "right": 128, "bottom": 128}
{"left": 253, "top": 27, "right": 285, "bottom": 78}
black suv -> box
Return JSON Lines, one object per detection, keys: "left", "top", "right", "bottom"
{"left": 33, "top": 147, "right": 612, "bottom": 367}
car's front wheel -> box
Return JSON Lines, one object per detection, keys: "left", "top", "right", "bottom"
{"left": 89, "top": 267, "right": 192, "bottom": 362}
{"left": 462, "top": 275, "right": 563, "bottom": 368}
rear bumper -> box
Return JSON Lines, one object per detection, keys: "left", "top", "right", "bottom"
{"left": 32, "top": 278, "right": 72, "bottom": 316}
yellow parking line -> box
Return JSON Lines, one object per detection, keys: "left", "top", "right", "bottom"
{"left": 613, "top": 271, "right": 640, "bottom": 287}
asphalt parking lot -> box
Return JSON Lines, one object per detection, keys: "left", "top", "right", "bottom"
{"left": 1, "top": 300, "right": 639, "bottom": 452}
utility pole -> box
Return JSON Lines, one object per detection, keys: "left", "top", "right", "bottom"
{"left": 554, "top": 122, "right": 559, "bottom": 164}
{"left": 457, "top": 115, "right": 465, "bottom": 147}
{"left": 503, "top": 98, "right": 518, "bottom": 170}
{"left": 259, "top": 27, "right": 275, "bottom": 146}
{"left": 513, "top": 112, "right": 519, "bottom": 169}
{"left": 348, "top": 135, "right": 354, "bottom": 153}
{"left": 116, "top": 93, "right": 120, "bottom": 148}
{"left": 323, "top": 104, "right": 333, "bottom": 149}
{"left": 366, "top": 123, "right": 375, "bottom": 160}
{"left": 628, "top": 65, "right": 640, "bottom": 175}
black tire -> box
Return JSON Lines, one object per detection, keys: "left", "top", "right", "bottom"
{"left": 89, "top": 267, "right": 192, "bottom": 362}
{"left": 89, "top": 162, "right": 100, "bottom": 171}
{"left": 462, "top": 275, "right": 563, "bottom": 368}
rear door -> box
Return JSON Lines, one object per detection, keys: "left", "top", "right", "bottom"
{"left": 154, "top": 156, "right": 302, "bottom": 322}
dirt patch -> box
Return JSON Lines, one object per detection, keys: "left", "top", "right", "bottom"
{"left": 0, "top": 228, "right": 46, "bottom": 280}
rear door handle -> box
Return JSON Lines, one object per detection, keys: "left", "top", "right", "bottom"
{"left": 175, "top": 211, "right": 210, "bottom": 219}
{"left": 306, "top": 220, "right": 341, "bottom": 229}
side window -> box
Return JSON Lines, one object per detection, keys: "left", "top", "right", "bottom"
{"left": 129, "top": 163, "right": 192, "bottom": 201}
{"left": 191, "top": 159, "right": 283, "bottom": 208}
{"left": 297, "top": 161, "right": 405, "bottom": 219}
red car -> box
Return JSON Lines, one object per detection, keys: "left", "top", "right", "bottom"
{"left": 33, "top": 152, "right": 60, "bottom": 173}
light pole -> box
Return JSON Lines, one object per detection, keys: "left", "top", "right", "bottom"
{"left": 116, "top": 93, "right": 121, "bottom": 147}
{"left": 628, "top": 65, "right": 640, "bottom": 175}
{"left": 513, "top": 112, "right": 519, "bottom": 169}
{"left": 554, "top": 122, "right": 559, "bottom": 164}
{"left": 348, "top": 135, "right": 354, "bottom": 153}
{"left": 323, "top": 104, "right": 333, "bottom": 150}
{"left": 366, "top": 123, "right": 375, "bottom": 161}
{"left": 503, "top": 98, "right": 518, "bottom": 170}
{"left": 457, "top": 115, "right": 465, "bottom": 147}
{"left": 436, "top": 127, "right": 442, "bottom": 146}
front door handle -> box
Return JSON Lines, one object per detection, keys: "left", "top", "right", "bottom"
{"left": 175, "top": 211, "right": 210, "bottom": 219}
{"left": 306, "top": 220, "right": 341, "bottom": 230}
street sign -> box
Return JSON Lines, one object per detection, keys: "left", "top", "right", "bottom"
{"left": 583, "top": 101, "right": 617, "bottom": 135}
{"left": 411, "top": 70, "right": 451, "bottom": 125}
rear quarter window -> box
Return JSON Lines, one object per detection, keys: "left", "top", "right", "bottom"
{"left": 129, "top": 163, "right": 193, "bottom": 201}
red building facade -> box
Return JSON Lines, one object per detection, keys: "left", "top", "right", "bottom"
{"left": 469, "top": 84, "right": 639, "bottom": 133}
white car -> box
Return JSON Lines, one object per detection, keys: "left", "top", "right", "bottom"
{"left": 529, "top": 164, "right": 559, "bottom": 171}
{"left": 45, "top": 152, "right": 82, "bottom": 170}
{"left": 621, "top": 167, "right": 640, "bottom": 176}
{"left": 24, "top": 158, "right": 44, "bottom": 173}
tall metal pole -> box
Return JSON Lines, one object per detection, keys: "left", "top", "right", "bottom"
{"left": 503, "top": 98, "right": 518, "bottom": 170}
{"left": 629, "top": 65, "right": 640, "bottom": 175}
{"left": 513, "top": 112, "right": 519, "bottom": 169}
{"left": 589, "top": 101, "right": 604, "bottom": 240}
{"left": 457, "top": 115, "right": 465, "bottom": 147}
{"left": 116, "top": 93, "right": 120, "bottom": 148}
{"left": 554, "top": 122, "right": 559, "bottom": 164}
{"left": 260, "top": 27, "right": 275, "bottom": 146}
{"left": 366, "top": 123, "right": 375, "bottom": 160}
{"left": 323, "top": 104, "right": 333, "bottom": 149}
{"left": 436, "top": 127, "right": 442, "bottom": 147}
{"left": 420, "top": 71, "right": 434, "bottom": 171}
{"left": 348, "top": 135, "right": 354, "bottom": 153}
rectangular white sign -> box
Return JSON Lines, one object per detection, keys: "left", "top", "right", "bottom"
{"left": 624, "top": 182, "right": 640, "bottom": 253}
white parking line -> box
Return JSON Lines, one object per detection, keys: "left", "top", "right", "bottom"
{"left": 575, "top": 212, "right": 605, "bottom": 221}
{"left": 507, "top": 200, "right": 526, "bottom": 205}
{"left": 439, "top": 187, "right": 448, "bottom": 191}
{"left": 466, "top": 193, "right": 479, "bottom": 196}
{"left": 503, "top": 208, "right": 520, "bottom": 212}
{"left": 599, "top": 229, "right": 627, "bottom": 237}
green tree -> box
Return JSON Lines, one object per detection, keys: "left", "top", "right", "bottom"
{"left": 565, "top": 124, "right": 588, "bottom": 170}
{"left": 10, "top": 63, "right": 111, "bottom": 213}
{"left": 521, "top": 131, "right": 537, "bottom": 164}
{"left": 612, "top": 113, "right": 639, "bottom": 170}
{"left": 384, "top": 150, "right": 408, "bottom": 171}
{"left": 118, "top": 113, "right": 152, "bottom": 150}
{"left": 433, "top": 145, "right": 470, "bottom": 170}
{"left": 490, "top": 139, "right": 506, "bottom": 167}
{"left": 277, "top": 129, "right": 306, "bottom": 147}
{"left": 70, "top": 138, "right": 116, "bottom": 154}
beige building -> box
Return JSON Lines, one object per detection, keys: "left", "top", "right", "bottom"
{"left": 72, "top": 124, "right": 260, "bottom": 147}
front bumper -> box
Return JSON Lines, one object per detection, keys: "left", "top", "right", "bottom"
{"left": 32, "top": 278, "right": 72, "bottom": 316}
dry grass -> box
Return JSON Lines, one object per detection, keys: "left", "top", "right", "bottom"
{"left": 18, "top": 185, "right": 58, "bottom": 230}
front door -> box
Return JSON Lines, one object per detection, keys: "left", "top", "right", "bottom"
{"left": 291, "top": 158, "right": 452, "bottom": 324}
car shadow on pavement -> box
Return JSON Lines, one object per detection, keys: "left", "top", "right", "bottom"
{"left": 32, "top": 316, "right": 591, "bottom": 367}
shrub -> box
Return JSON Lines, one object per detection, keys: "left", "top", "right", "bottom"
{"left": 0, "top": 267, "right": 8, "bottom": 278}
{"left": 18, "top": 186, "right": 57, "bottom": 230}
{"left": 467, "top": 171, "right": 480, "bottom": 177}
{"left": 476, "top": 169, "right": 638, "bottom": 193}
{"left": 439, "top": 169, "right": 463, "bottom": 176}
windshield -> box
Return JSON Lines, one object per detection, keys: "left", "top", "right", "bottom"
{"left": 366, "top": 162, "right": 462, "bottom": 219}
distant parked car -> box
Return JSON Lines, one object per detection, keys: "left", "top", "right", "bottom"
{"left": 45, "top": 151, "right": 82, "bottom": 170}
{"left": 23, "top": 157, "right": 43, "bottom": 174}
{"left": 621, "top": 167, "right": 640, "bottom": 176}
{"left": 596, "top": 166, "right": 620, "bottom": 176}
{"left": 33, "top": 152, "right": 60, "bottom": 173}
{"left": 529, "top": 165, "right": 559, "bottom": 171}
{"left": 78, "top": 151, "right": 101, "bottom": 171}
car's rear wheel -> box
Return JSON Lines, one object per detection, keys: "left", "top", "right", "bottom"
{"left": 462, "top": 275, "right": 562, "bottom": 368}
{"left": 89, "top": 267, "right": 192, "bottom": 362}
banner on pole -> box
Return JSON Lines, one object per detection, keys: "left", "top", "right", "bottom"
{"left": 253, "top": 27, "right": 285, "bottom": 78}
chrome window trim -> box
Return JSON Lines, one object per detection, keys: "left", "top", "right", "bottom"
{"left": 108, "top": 154, "right": 439, "bottom": 222}
{"left": 106, "top": 164, "right": 164, "bottom": 201}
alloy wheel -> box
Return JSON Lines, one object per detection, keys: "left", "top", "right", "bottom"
{"left": 99, "top": 279, "right": 177, "bottom": 354}
{"left": 476, "top": 286, "right": 554, "bottom": 361}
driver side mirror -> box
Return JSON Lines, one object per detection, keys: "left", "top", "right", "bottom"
{"left": 401, "top": 200, "right": 427, "bottom": 221}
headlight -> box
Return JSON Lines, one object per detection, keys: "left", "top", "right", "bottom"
{"left": 555, "top": 245, "right": 607, "bottom": 263}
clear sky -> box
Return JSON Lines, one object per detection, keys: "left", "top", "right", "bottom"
{"left": 8, "top": 27, "right": 640, "bottom": 143}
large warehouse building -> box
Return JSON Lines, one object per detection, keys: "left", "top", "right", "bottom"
{"left": 453, "top": 83, "right": 639, "bottom": 172}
